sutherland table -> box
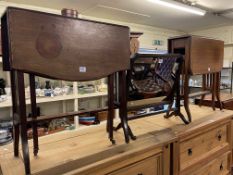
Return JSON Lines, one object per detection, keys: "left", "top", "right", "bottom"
{"left": 1, "top": 105, "right": 233, "bottom": 175}
{"left": 168, "top": 35, "right": 224, "bottom": 122}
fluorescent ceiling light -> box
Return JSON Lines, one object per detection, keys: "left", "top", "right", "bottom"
{"left": 147, "top": 0, "right": 206, "bottom": 16}
{"left": 98, "top": 5, "right": 151, "bottom": 18}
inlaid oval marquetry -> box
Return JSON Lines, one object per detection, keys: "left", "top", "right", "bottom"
{"left": 36, "top": 32, "right": 62, "bottom": 59}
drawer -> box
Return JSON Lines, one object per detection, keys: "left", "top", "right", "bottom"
{"left": 108, "top": 155, "right": 161, "bottom": 175}
{"left": 189, "top": 152, "right": 230, "bottom": 175}
{"left": 180, "top": 125, "right": 228, "bottom": 171}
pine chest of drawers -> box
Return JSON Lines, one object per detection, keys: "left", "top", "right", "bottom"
{"left": 173, "top": 114, "right": 232, "bottom": 175}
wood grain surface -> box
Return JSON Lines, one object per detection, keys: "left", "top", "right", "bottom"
{"left": 168, "top": 35, "right": 224, "bottom": 75}
{"left": 2, "top": 7, "right": 130, "bottom": 81}
{"left": 190, "top": 36, "right": 224, "bottom": 75}
{"left": 1, "top": 105, "right": 233, "bottom": 175}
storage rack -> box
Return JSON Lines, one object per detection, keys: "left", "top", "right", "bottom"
{"left": 220, "top": 62, "right": 233, "bottom": 93}
{"left": 0, "top": 56, "right": 108, "bottom": 128}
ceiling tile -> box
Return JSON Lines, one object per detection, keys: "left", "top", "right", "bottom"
{"left": 197, "top": 0, "right": 233, "bottom": 11}
{"left": 4, "top": 0, "right": 233, "bottom": 32}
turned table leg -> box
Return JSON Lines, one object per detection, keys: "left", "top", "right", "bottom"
{"left": 15, "top": 71, "right": 31, "bottom": 175}
{"left": 215, "top": 72, "right": 223, "bottom": 110}
{"left": 183, "top": 73, "right": 192, "bottom": 122}
{"left": 10, "top": 71, "right": 20, "bottom": 157}
{"left": 29, "top": 74, "right": 39, "bottom": 156}
{"left": 107, "top": 74, "right": 115, "bottom": 144}
{"left": 119, "top": 71, "right": 135, "bottom": 143}
{"left": 211, "top": 74, "right": 216, "bottom": 110}
{"left": 199, "top": 74, "right": 207, "bottom": 107}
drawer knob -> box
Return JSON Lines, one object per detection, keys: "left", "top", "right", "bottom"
{"left": 220, "top": 163, "right": 223, "bottom": 171}
{"left": 188, "top": 148, "right": 192, "bottom": 156}
{"left": 216, "top": 130, "right": 223, "bottom": 141}
{"left": 217, "top": 134, "right": 222, "bottom": 141}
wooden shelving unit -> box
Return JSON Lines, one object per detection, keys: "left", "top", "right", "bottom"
{"left": 0, "top": 92, "right": 108, "bottom": 108}
{"left": 77, "top": 92, "right": 107, "bottom": 99}
{"left": 1, "top": 54, "right": 108, "bottom": 129}
{"left": 220, "top": 63, "right": 233, "bottom": 92}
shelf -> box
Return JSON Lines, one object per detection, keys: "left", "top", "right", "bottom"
{"left": 37, "top": 94, "right": 76, "bottom": 103}
{"left": 220, "top": 88, "right": 231, "bottom": 90}
{"left": 77, "top": 92, "right": 107, "bottom": 98}
{"left": 188, "top": 90, "right": 211, "bottom": 98}
{"left": 0, "top": 92, "right": 108, "bottom": 108}
{"left": 224, "top": 43, "right": 233, "bottom": 46}
{"left": 189, "top": 86, "right": 202, "bottom": 88}
{"left": 0, "top": 94, "right": 76, "bottom": 108}
{"left": 29, "top": 120, "right": 109, "bottom": 138}
{"left": 41, "top": 120, "right": 110, "bottom": 138}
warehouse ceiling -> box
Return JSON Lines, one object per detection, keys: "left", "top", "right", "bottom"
{"left": 3, "top": 0, "right": 233, "bottom": 32}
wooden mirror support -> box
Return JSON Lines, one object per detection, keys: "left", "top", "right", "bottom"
{"left": 1, "top": 7, "right": 132, "bottom": 175}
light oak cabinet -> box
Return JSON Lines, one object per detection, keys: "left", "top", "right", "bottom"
{"left": 1, "top": 106, "right": 233, "bottom": 175}
{"left": 66, "top": 111, "right": 233, "bottom": 175}
{"left": 108, "top": 155, "right": 162, "bottom": 175}
{"left": 188, "top": 152, "right": 231, "bottom": 175}
{"left": 174, "top": 120, "right": 232, "bottom": 175}
{"left": 67, "top": 144, "right": 168, "bottom": 175}
{"left": 180, "top": 124, "right": 228, "bottom": 171}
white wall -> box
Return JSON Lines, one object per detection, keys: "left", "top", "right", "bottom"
{"left": 191, "top": 26, "right": 233, "bottom": 44}
{"left": 83, "top": 16, "right": 184, "bottom": 50}
{"left": 0, "top": 1, "right": 184, "bottom": 51}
